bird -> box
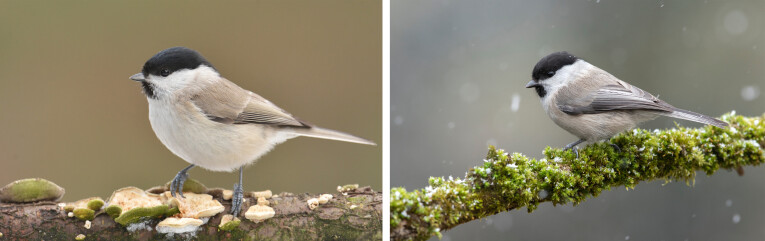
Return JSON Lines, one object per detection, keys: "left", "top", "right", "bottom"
{"left": 129, "top": 46, "right": 376, "bottom": 216}
{"left": 525, "top": 51, "right": 728, "bottom": 158}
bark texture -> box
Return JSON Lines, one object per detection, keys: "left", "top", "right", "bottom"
{"left": 0, "top": 186, "right": 381, "bottom": 240}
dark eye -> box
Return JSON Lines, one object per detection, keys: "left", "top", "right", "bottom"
{"left": 160, "top": 69, "right": 170, "bottom": 77}
{"left": 546, "top": 71, "right": 555, "bottom": 77}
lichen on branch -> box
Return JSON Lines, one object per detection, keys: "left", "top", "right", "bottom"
{"left": 390, "top": 112, "right": 765, "bottom": 240}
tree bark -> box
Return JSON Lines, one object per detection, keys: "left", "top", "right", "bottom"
{"left": 0, "top": 186, "right": 381, "bottom": 240}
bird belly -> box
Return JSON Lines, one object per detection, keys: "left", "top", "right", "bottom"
{"left": 148, "top": 100, "right": 296, "bottom": 172}
{"left": 549, "top": 110, "right": 650, "bottom": 142}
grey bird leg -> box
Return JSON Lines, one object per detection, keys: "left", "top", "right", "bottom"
{"left": 171, "top": 164, "right": 195, "bottom": 199}
{"left": 564, "top": 139, "right": 586, "bottom": 158}
{"left": 231, "top": 167, "right": 244, "bottom": 216}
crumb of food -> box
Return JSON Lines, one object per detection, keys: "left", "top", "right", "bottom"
{"left": 307, "top": 198, "right": 320, "bottom": 210}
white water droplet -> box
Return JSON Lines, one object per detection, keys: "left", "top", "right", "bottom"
{"left": 732, "top": 214, "right": 741, "bottom": 224}
{"left": 741, "top": 86, "right": 760, "bottom": 101}
{"left": 723, "top": 10, "right": 748, "bottom": 35}
{"left": 725, "top": 199, "right": 733, "bottom": 207}
{"left": 510, "top": 94, "right": 521, "bottom": 112}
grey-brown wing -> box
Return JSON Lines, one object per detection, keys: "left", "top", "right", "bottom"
{"left": 190, "top": 79, "right": 307, "bottom": 127}
{"left": 234, "top": 92, "right": 307, "bottom": 127}
{"left": 557, "top": 83, "right": 675, "bottom": 115}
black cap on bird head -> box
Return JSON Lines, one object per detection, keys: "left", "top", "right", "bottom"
{"left": 531, "top": 51, "right": 578, "bottom": 82}
{"left": 141, "top": 47, "right": 216, "bottom": 78}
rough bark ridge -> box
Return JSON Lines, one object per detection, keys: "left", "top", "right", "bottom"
{"left": 0, "top": 186, "right": 382, "bottom": 240}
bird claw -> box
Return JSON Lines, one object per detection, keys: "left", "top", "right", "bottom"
{"left": 563, "top": 139, "right": 585, "bottom": 158}
{"left": 564, "top": 146, "right": 580, "bottom": 158}
{"left": 170, "top": 165, "right": 194, "bottom": 199}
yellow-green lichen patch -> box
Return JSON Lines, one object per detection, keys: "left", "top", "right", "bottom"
{"left": 218, "top": 214, "right": 241, "bottom": 232}
{"left": 63, "top": 204, "right": 76, "bottom": 212}
{"left": 75, "top": 234, "right": 85, "bottom": 240}
{"left": 164, "top": 178, "right": 208, "bottom": 194}
{"left": 105, "top": 205, "right": 122, "bottom": 219}
{"left": 165, "top": 206, "right": 180, "bottom": 217}
{"left": 63, "top": 197, "right": 105, "bottom": 218}
{"left": 73, "top": 208, "right": 95, "bottom": 221}
{"left": 87, "top": 198, "right": 104, "bottom": 211}
{"left": 114, "top": 205, "right": 170, "bottom": 226}
{"left": 0, "top": 178, "right": 65, "bottom": 203}
{"left": 107, "top": 187, "right": 170, "bottom": 225}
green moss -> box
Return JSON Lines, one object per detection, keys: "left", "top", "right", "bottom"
{"left": 0, "top": 178, "right": 65, "bottom": 203}
{"left": 73, "top": 208, "right": 95, "bottom": 221}
{"left": 346, "top": 196, "right": 366, "bottom": 204}
{"left": 63, "top": 205, "right": 76, "bottom": 212}
{"left": 164, "top": 178, "right": 207, "bottom": 194}
{"left": 114, "top": 205, "right": 169, "bottom": 226}
{"left": 391, "top": 112, "right": 765, "bottom": 240}
{"left": 219, "top": 218, "right": 241, "bottom": 232}
{"left": 165, "top": 206, "right": 180, "bottom": 217}
{"left": 87, "top": 199, "right": 104, "bottom": 211}
{"left": 105, "top": 205, "right": 122, "bottom": 219}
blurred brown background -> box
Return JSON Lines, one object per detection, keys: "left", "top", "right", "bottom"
{"left": 0, "top": 1, "right": 381, "bottom": 201}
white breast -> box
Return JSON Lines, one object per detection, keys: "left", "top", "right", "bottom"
{"left": 147, "top": 98, "right": 296, "bottom": 172}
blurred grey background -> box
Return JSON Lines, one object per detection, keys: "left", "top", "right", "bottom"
{"left": 392, "top": 0, "right": 765, "bottom": 240}
{"left": 0, "top": 1, "right": 381, "bottom": 202}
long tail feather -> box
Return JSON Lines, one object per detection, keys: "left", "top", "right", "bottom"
{"left": 290, "top": 126, "right": 376, "bottom": 145}
{"left": 663, "top": 108, "right": 728, "bottom": 128}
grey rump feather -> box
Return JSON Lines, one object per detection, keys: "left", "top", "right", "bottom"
{"left": 555, "top": 68, "right": 727, "bottom": 128}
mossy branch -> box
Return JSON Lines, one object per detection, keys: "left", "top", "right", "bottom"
{"left": 0, "top": 186, "right": 381, "bottom": 240}
{"left": 390, "top": 112, "right": 765, "bottom": 240}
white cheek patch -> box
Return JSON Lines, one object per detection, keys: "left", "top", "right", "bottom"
{"left": 146, "top": 66, "right": 220, "bottom": 96}
{"left": 541, "top": 60, "right": 594, "bottom": 95}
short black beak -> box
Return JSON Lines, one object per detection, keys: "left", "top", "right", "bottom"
{"left": 130, "top": 73, "right": 145, "bottom": 82}
{"left": 525, "top": 80, "right": 540, "bottom": 88}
